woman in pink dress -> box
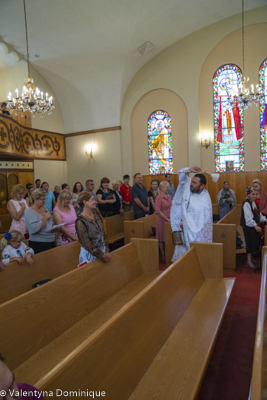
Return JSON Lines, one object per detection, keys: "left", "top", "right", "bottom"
{"left": 7, "top": 184, "right": 29, "bottom": 237}
{"left": 53, "top": 190, "right": 78, "bottom": 246}
{"left": 155, "top": 181, "right": 172, "bottom": 261}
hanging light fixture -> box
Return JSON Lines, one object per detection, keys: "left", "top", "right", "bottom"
{"left": 228, "top": 0, "right": 263, "bottom": 110}
{"left": 7, "top": 0, "right": 54, "bottom": 118}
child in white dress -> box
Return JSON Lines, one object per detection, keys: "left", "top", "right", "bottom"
{"left": 0, "top": 230, "right": 34, "bottom": 270}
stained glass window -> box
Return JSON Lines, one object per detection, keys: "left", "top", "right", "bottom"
{"left": 260, "top": 59, "right": 267, "bottom": 170}
{"left": 147, "top": 110, "right": 173, "bottom": 175}
{"left": 213, "top": 64, "right": 244, "bottom": 172}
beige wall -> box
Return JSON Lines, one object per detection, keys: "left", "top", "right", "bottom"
{"left": 0, "top": 62, "right": 64, "bottom": 134}
{"left": 65, "top": 129, "right": 123, "bottom": 190}
{"left": 130, "top": 88, "right": 188, "bottom": 175}
{"left": 121, "top": 6, "right": 267, "bottom": 175}
{"left": 33, "top": 160, "right": 68, "bottom": 190}
{"left": 199, "top": 23, "right": 267, "bottom": 172}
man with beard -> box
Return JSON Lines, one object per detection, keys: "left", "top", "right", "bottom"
{"left": 170, "top": 166, "right": 212, "bottom": 262}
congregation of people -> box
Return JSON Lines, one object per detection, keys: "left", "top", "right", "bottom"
{"left": 1, "top": 169, "right": 266, "bottom": 271}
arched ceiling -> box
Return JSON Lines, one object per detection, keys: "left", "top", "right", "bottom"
{"left": 0, "top": 0, "right": 266, "bottom": 133}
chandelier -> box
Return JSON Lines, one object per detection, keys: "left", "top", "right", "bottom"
{"left": 228, "top": 0, "right": 263, "bottom": 110}
{"left": 7, "top": 0, "right": 54, "bottom": 118}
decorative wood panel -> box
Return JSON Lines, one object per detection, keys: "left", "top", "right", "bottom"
{"left": 143, "top": 171, "right": 267, "bottom": 204}
{"left": 0, "top": 115, "right": 66, "bottom": 160}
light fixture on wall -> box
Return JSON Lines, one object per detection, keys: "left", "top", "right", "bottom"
{"left": 85, "top": 146, "right": 93, "bottom": 159}
{"left": 228, "top": 0, "right": 263, "bottom": 110}
{"left": 200, "top": 133, "right": 211, "bottom": 149}
{"left": 6, "top": 0, "right": 54, "bottom": 118}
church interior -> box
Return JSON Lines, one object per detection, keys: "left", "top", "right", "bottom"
{"left": 0, "top": 0, "right": 267, "bottom": 399}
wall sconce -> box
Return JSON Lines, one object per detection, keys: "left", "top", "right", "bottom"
{"left": 85, "top": 146, "right": 93, "bottom": 159}
{"left": 200, "top": 133, "right": 211, "bottom": 149}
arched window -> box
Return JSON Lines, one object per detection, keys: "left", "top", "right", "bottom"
{"left": 147, "top": 110, "right": 173, "bottom": 175}
{"left": 213, "top": 64, "right": 244, "bottom": 172}
{"left": 260, "top": 58, "right": 267, "bottom": 170}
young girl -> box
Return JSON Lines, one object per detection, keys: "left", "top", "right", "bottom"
{"left": 0, "top": 230, "right": 34, "bottom": 269}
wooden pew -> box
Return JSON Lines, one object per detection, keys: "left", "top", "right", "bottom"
{"left": 103, "top": 211, "right": 134, "bottom": 244}
{"left": 0, "top": 240, "right": 81, "bottom": 304}
{"left": 212, "top": 203, "right": 220, "bottom": 215}
{"left": 249, "top": 246, "right": 267, "bottom": 399}
{"left": 213, "top": 204, "right": 246, "bottom": 271}
{"left": 0, "top": 214, "right": 12, "bottom": 233}
{"left": 124, "top": 213, "right": 156, "bottom": 244}
{"left": 1, "top": 238, "right": 160, "bottom": 388}
{"left": 164, "top": 204, "right": 219, "bottom": 266}
{"left": 30, "top": 242, "right": 234, "bottom": 399}
{"left": 165, "top": 205, "right": 239, "bottom": 271}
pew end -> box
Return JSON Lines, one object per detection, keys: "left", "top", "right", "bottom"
{"left": 190, "top": 241, "right": 223, "bottom": 279}
{"left": 131, "top": 238, "right": 159, "bottom": 273}
{"left": 249, "top": 246, "right": 267, "bottom": 399}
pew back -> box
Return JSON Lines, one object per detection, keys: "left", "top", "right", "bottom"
{"left": 124, "top": 213, "right": 156, "bottom": 244}
{"left": 0, "top": 241, "right": 80, "bottom": 304}
{"left": 0, "top": 239, "right": 159, "bottom": 372}
{"left": 38, "top": 243, "right": 234, "bottom": 400}
{"left": 249, "top": 246, "right": 267, "bottom": 399}
{"left": 103, "top": 211, "right": 134, "bottom": 243}
{"left": 0, "top": 213, "right": 12, "bottom": 233}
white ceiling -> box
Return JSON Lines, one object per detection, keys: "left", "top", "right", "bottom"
{"left": 0, "top": 0, "right": 266, "bottom": 133}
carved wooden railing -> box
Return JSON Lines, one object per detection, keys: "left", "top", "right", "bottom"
{"left": 0, "top": 115, "right": 66, "bottom": 160}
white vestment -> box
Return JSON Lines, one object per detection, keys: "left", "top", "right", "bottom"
{"left": 170, "top": 168, "right": 213, "bottom": 262}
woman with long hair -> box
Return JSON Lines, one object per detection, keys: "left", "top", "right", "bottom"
{"left": 7, "top": 184, "right": 28, "bottom": 237}
{"left": 71, "top": 181, "right": 84, "bottom": 214}
{"left": 75, "top": 192, "right": 111, "bottom": 264}
{"left": 148, "top": 179, "right": 159, "bottom": 214}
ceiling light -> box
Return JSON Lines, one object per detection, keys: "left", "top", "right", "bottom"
{"left": 7, "top": 0, "right": 54, "bottom": 118}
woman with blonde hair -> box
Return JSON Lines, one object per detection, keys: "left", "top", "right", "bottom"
{"left": 24, "top": 188, "right": 56, "bottom": 254}
{"left": 75, "top": 192, "right": 111, "bottom": 264}
{"left": 0, "top": 230, "right": 34, "bottom": 269}
{"left": 155, "top": 180, "right": 172, "bottom": 261}
{"left": 252, "top": 179, "right": 267, "bottom": 216}
{"left": 112, "top": 180, "right": 124, "bottom": 215}
{"left": 7, "top": 184, "right": 28, "bottom": 236}
{"left": 53, "top": 190, "right": 78, "bottom": 246}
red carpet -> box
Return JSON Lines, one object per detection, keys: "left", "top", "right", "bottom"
{"left": 197, "top": 253, "right": 261, "bottom": 400}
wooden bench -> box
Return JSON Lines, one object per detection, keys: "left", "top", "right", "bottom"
{"left": 0, "top": 213, "right": 12, "bottom": 233}
{"left": 0, "top": 238, "right": 160, "bottom": 389}
{"left": 103, "top": 211, "right": 134, "bottom": 244}
{"left": 165, "top": 205, "right": 242, "bottom": 270}
{"left": 0, "top": 240, "right": 81, "bottom": 304}
{"left": 124, "top": 213, "right": 156, "bottom": 244}
{"left": 249, "top": 246, "right": 267, "bottom": 400}
{"left": 29, "top": 242, "right": 234, "bottom": 399}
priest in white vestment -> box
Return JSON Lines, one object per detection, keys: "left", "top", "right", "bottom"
{"left": 170, "top": 166, "right": 213, "bottom": 262}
